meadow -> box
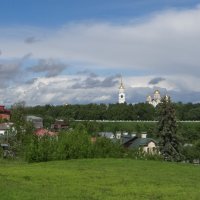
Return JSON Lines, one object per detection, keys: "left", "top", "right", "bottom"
{"left": 0, "top": 159, "right": 199, "bottom": 200}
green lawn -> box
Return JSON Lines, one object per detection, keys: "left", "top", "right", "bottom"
{"left": 0, "top": 159, "right": 199, "bottom": 200}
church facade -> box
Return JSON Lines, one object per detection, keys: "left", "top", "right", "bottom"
{"left": 146, "top": 90, "right": 161, "bottom": 107}
{"left": 117, "top": 77, "right": 168, "bottom": 106}
{"left": 118, "top": 77, "right": 125, "bottom": 104}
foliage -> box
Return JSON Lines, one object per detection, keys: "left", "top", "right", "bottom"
{"left": 24, "top": 103, "right": 157, "bottom": 122}
{"left": 91, "top": 137, "right": 124, "bottom": 158}
{"left": 125, "top": 148, "right": 162, "bottom": 161}
{"left": 23, "top": 102, "right": 200, "bottom": 122}
{"left": 182, "top": 140, "right": 200, "bottom": 162}
{"left": 182, "top": 146, "right": 198, "bottom": 162}
{"left": 10, "top": 103, "right": 26, "bottom": 142}
{"left": 56, "top": 126, "right": 91, "bottom": 160}
{"left": 0, "top": 146, "right": 3, "bottom": 158}
{"left": 20, "top": 102, "right": 200, "bottom": 145}
{"left": 6, "top": 102, "right": 35, "bottom": 158}
{"left": 157, "top": 96, "right": 182, "bottom": 161}
{"left": 25, "top": 134, "right": 57, "bottom": 162}
{"left": 25, "top": 124, "right": 124, "bottom": 162}
{"left": 6, "top": 101, "right": 200, "bottom": 162}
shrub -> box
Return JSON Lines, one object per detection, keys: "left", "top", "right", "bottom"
{"left": 56, "top": 129, "right": 91, "bottom": 160}
{"left": 25, "top": 134, "right": 57, "bottom": 162}
{"left": 92, "top": 137, "right": 124, "bottom": 158}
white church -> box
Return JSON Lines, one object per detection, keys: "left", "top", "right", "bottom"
{"left": 146, "top": 90, "right": 161, "bottom": 107}
{"left": 118, "top": 77, "right": 167, "bottom": 107}
{"left": 118, "top": 77, "right": 126, "bottom": 104}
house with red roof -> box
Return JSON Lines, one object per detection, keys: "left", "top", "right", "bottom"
{"left": 35, "top": 128, "right": 57, "bottom": 137}
{"left": 0, "top": 105, "right": 11, "bottom": 121}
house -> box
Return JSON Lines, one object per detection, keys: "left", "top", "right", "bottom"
{"left": 123, "top": 133, "right": 158, "bottom": 154}
{"left": 51, "top": 119, "right": 69, "bottom": 132}
{"left": 97, "top": 131, "right": 158, "bottom": 154}
{"left": 0, "top": 123, "right": 13, "bottom": 136}
{"left": 0, "top": 105, "right": 11, "bottom": 121}
{"left": 35, "top": 128, "right": 56, "bottom": 137}
{"left": 26, "top": 115, "right": 43, "bottom": 129}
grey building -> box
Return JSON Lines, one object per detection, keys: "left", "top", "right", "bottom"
{"left": 26, "top": 115, "right": 43, "bottom": 129}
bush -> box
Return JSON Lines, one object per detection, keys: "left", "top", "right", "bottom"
{"left": 25, "top": 134, "right": 57, "bottom": 162}
{"left": 24, "top": 124, "right": 163, "bottom": 163}
{"left": 0, "top": 146, "right": 3, "bottom": 158}
{"left": 92, "top": 137, "right": 124, "bottom": 158}
{"left": 56, "top": 129, "right": 91, "bottom": 160}
{"left": 125, "top": 148, "right": 162, "bottom": 160}
{"left": 182, "top": 141, "right": 200, "bottom": 162}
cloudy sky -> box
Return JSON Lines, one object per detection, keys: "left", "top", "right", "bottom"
{"left": 0, "top": 0, "right": 200, "bottom": 105}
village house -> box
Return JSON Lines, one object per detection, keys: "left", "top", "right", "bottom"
{"left": 25, "top": 115, "right": 57, "bottom": 137}
{"left": 35, "top": 128, "right": 56, "bottom": 137}
{"left": 97, "top": 131, "right": 158, "bottom": 154}
{"left": 0, "top": 105, "right": 11, "bottom": 121}
{"left": 26, "top": 115, "right": 43, "bottom": 129}
{"left": 122, "top": 133, "right": 158, "bottom": 154}
{"left": 51, "top": 119, "right": 69, "bottom": 132}
{"left": 0, "top": 122, "right": 13, "bottom": 136}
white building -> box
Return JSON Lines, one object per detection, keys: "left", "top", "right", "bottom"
{"left": 118, "top": 76, "right": 125, "bottom": 104}
{"left": 146, "top": 90, "right": 161, "bottom": 107}
{"left": 0, "top": 123, "right": 14, "bottom": 136}
{"left": 123, "top": 133, "right": 158, "bottom": 154}
{"left": 98, "top": 132, "right": 115, "bottom": 139}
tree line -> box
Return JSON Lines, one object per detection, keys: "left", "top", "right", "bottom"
{"left": 23, "top": 102, "right": 200, "bottom": 123}
{"left": 1, "top": 98, "right": 200, "bottom": 163}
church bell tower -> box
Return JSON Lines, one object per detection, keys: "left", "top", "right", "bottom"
{"left": 118, "top": 76, "right": 125, "bottom": 104}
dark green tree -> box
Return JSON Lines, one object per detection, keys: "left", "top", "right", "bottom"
{"left": 157, "top": 96, "right": 182, "bottom": 161}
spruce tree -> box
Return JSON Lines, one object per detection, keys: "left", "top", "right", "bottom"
{"left": 157, "top": 96, "right": 182, "bottom": 161}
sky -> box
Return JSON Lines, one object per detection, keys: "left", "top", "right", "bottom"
{"left": 0, "top": 0, "right": 200, "bottom": 105}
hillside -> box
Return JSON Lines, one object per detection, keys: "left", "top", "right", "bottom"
{"left": 0, "top": 159, "right": 199, "bottom": 200}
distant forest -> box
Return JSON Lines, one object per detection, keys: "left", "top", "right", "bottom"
{"left": 23, "top": 102, "right": 200, "bottom": 122}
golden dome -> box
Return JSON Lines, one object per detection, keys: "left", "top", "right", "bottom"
{"left": 154, "top": 90, "right": 160, "bottom": 94}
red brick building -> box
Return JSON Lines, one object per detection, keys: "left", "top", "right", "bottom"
{"left": 0, "top": 106, "right": 11, "bottom": 121}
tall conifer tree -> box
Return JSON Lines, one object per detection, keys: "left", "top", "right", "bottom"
{"left": 157, "top": 96, "right": 182, "bottom": 161}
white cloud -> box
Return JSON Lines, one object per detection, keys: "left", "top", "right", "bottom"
{"left": 0, "top": 73, "right": 200, "bottom": 106}
{"left": 0, "top": 5, "right": 200, "bottom": 74}
{"left": 1, "top": 5, "right": 200, "bottom": 105}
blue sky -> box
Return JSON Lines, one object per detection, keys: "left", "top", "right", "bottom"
{"left": 0, "top": 0, "right": 199, "bottom": 27}
{"left": 0, "top": 1, "right": 200, "bottom": 105}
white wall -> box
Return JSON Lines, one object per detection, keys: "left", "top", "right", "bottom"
{"left": 143, "top": 141, "right": 157, "bottom": 153}
{"left": 0, "top": 130, "right": 5, "bottom": 135}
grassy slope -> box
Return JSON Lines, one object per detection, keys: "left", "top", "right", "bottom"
{"left": 0, "top": 159, "right": 199, "bottom": 200}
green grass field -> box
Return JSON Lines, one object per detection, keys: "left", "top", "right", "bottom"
{"left": 0, "top": 159, "right": 199, "bottom": 200}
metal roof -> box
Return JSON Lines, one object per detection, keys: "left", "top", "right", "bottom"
{"left": 98, "top": 132, "right": 114, "bottom": 138}
{"left": 129, "top": 138, "right": 157, "bottom": 148}
{"left": 26, "top": 115, "right": 43, "bottom": 120}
